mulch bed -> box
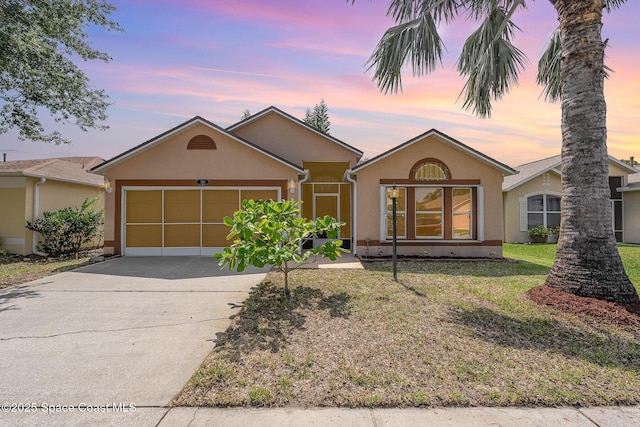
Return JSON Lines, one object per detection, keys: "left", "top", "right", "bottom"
{"left": 526, "top": 285, "right": 640, "bottom": 328}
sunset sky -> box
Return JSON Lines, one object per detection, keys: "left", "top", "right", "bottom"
{"left": 2, "top": 0, "right": 638, "bottom": 167}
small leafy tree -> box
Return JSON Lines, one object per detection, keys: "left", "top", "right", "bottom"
{"left": 215, "top": 199, "right": 345, "bottom": 298}
{"left": 26, "top": 198, "right": 104, "bottom": 257}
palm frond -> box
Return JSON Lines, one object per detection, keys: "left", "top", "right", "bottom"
{"left": 366, "top": 13, "right": 444, "bottom": 93}
{"left": 537, "top": 28, "right": 613, "bottom": 103}
{"left": 536, "top": 28, "right": 561, "bottom": 102}
{"left": 456, "top": 5, "right": 526, "bottom": 117}
{"left": 605, "top": 0, "right": 626, "bottom": 12}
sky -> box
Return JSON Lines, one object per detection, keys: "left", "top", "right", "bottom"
{"left": 1, "top": 0, "right": 639, "bottom": 168}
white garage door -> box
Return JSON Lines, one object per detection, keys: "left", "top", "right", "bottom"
{"left": 123, "top": 187, "right": 280, "bottom": 256}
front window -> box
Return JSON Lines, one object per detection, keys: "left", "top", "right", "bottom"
{"left": 415, "top": 187, "right": 443, "bottom": 238}
{"left": 527, "top": 194, "right": 560, "bottom": 229}
{"left": 452, "top": 188, "right": 472, "bottom": 238}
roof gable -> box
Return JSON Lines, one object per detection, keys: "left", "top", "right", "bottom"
{"left": 503, "top": 154, "right": 638, "bottom": 192}
{"left": 92, "top": 116, "right": 303, "bottom": 173}
{"left": 227, "top": 106, "right": 363, "bottom": 160}
{"left": 352, "top": 129, "right": 515, "bottom": 175}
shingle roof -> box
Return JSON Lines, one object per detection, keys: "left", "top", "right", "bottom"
{"left": 0, "top": 157, "right": 105, "bottom": 187}
{"left": 502, "top": 155, "right": 561, "bottom": 192}
{"left": 503, "top": 155, "right": 639, "bottom": 192}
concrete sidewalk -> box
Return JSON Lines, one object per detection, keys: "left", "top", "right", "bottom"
{"left": 4, "top": 405, "right": 638, "bottom": 426}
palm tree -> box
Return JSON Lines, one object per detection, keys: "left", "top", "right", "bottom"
{"left": 358, "top": 0, "right": 638, "bottom": 304}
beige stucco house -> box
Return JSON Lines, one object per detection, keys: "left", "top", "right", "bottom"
{"left": 92, "top": 106, "right": 515, "bottom": 258}
{"left": 0, "top": 157, "right": 105, "bottom": 255}
{"left": 502, "top": 155, "right": 638, "bottom": 243}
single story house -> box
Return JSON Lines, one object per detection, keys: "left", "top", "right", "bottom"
{"left": 92, "top": 106, "right": 515, "bottom": 258}
{"left": 0, "top": 157, "right": 105, "bottom": 255}
{"left": 502, "top": 155, "right": 638, "bottom": 243}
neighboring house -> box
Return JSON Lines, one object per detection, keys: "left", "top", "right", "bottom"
{"left": 618, "top": 173, "right": 640, "bottom": 244}
{"left": 0, "top": 157, "right": 105, "bottom": 255}
{"left": 92, "top": 106, "right": 515, "bottom": 258}
{"left": 502, "top": 155, "right": 638, "bottom": 243}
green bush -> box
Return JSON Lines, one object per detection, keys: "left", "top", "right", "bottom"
{"left": 26, "top": 198, "right": 104, "bottom": 257}
{"left": 528, "top": 225, "right": 549, "bottom": 238}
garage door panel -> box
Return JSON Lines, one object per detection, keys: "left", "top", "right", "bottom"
{"left": 126, "top": 191, "right": 162, "bottom": 223}
{"left": 124, "top": 187, "right": 279, "bottom": 255}
{"left": 164, "top": 224, "right": 200, "bottom": 247}
{"left": 165, "top": 190, "right": 200, "bottom": 223}
{"left": 203, "top": 224, "right": 232, "bottom": 247}
{"left": 203, "top": 190, "right": 238, "bottom": 222}
{"left": 126, "top": 225, "right": 162, "bottom": 247}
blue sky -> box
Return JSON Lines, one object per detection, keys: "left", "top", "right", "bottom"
{"left": 1, "top": 0, "right": 638, "bottom": 167}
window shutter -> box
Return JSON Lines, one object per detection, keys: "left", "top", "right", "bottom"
{"left": 519, "top": 198, "right": 528, "bottom": 231}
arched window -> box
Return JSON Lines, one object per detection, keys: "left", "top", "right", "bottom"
{"left": 411, "top": 159, "right": 450, "bottom": 181}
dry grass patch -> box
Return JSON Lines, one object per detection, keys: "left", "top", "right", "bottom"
{"left": 0, "top": 254, "right": 93, "bottom": 289}
{"left": 175, "top": 260, "right": 640, "bottom": 408}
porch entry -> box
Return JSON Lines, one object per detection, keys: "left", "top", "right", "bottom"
{"left": 301, "top": 161, "right": 352, "bottom": 249}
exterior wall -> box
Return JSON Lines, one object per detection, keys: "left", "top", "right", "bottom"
{"left": 0, "top": 177, "right": 103, "bottom": 255}
{"left": 100, "top": 123, "right": 301, "bottom": 255}
{"left": 231, "top": 113, "right": 360, "bottom": 167}
{"left": 503, "top": 173, "right": 562, "bottom": 243}
{"left": 623, "top": 191, "right": 640, "bottom": 244}
{"left": 0, "top": 177, "right": 28, "bottom": 255}
{"left": 354, "top": 134, "right": 506, "bottom": 258}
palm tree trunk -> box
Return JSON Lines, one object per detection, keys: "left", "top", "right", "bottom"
{"left": 545, "top": 0, "right": 639, "bottom": 304}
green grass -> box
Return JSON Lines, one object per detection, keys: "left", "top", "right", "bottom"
{"left": 176, "top": 254, "right": 640, "bottom": 408}
{"left": 504, "top": 243, "right": 640, "bottom": 290}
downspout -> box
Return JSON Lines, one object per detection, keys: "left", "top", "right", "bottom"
{"left": 343, "top": 169, "right": 357, "bottom": 256}
{"left": 297, "top": 169, "right": 310, "bottom": 202}
{"left": 32, "top": 178, "right": 47, "bottom": 256}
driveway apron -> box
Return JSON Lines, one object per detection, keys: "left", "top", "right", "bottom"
{"left": 0, "top": 257, "right": 268, "bottom": 410}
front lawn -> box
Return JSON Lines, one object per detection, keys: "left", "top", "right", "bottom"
{"left": 176, "top": 247, "right": 640, "bottom": 408}
{"left": 0, "top": 254, "right": 93, "bottom": 289}
{"left": 504, "top": 243, "right": 640, "bottom": 291}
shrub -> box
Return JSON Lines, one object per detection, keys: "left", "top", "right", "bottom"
{"left": 528, "top": 225, "right": 549, "bottom": 238}
{"left": 26, "top": 198, "right": 104, "bottom": 257}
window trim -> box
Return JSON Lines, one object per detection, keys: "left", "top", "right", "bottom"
{"left": 519, "top": 191, "right": 561, "bottom": 231}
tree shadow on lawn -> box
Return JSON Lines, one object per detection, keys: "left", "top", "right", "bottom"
{"left": 363, "top": 259, "right": 549, "bottom": 277}
{"left": 453, "top": 305, "right": 640, "bottom": 371}
{"left": 217, "top": 281, "right": 351, "bottom": 359}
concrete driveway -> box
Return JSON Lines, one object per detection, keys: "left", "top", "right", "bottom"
{"left": 0, "top": 257, "right": 268, "bottom": 425}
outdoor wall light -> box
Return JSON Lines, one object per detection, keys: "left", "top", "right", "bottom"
{"left": 196, "top": 178, "right": 209, "bottom": 186}
{"left": 104, "top": 178, "right": 113, "bottom": 194}
{"left": 288, "top": 178, "right": 296, "bottom": 194}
